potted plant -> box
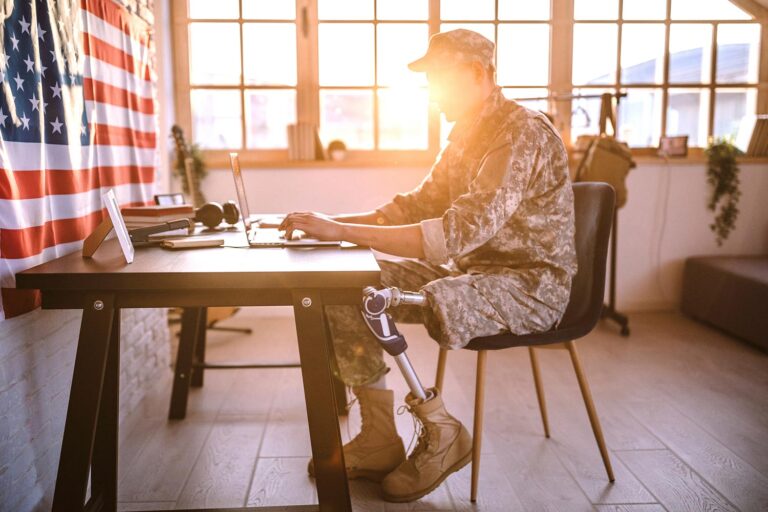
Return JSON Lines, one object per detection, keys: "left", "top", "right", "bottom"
{"left": 705, "top": 138, "right": 742, "bottom": 246}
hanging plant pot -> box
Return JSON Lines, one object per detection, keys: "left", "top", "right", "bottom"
{"left": 705, "top": 138, "right": 741, "bottom": 246}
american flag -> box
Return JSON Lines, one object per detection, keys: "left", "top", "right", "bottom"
{"left": 0, "top": 0, "right": 157, "bottom": 319}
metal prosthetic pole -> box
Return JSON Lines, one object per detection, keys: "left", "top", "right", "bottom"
{"left": 361, "top": 286, "right": 430, "bottom": 401}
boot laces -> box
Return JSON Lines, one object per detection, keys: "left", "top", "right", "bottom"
{"left": 397, "top": 404, "right": 431, "bottom": 462}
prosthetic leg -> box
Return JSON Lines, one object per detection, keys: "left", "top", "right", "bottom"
{"left": 361, "top": 286, "right": 430, "bottom": 401}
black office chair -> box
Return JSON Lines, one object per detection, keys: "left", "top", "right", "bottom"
{"left": 434, "top": 182, "right": 616, "bottom": 502}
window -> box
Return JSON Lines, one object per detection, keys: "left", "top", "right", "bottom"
{"left": 172, "top": 0, "right": 765, "bottom": 164}
{"left": 570, "top": 0, "right": 762, "bottom": 148}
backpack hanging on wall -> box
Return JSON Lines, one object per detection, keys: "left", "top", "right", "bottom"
{"left": 573, "top": 93, "right": 635, "bottom": 208}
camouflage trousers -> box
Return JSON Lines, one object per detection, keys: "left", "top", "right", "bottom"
{"left": 324, "top": 258, "right": 524, "bottom": 387}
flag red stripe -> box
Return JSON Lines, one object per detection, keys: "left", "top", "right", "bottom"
{"left": 92, "top": 123, "right": 156, "bottom": 148}
{"left": 84, "top": 78, "right": 154, "bottom": 115}
{"left": 81, "top": 0, "right": 151, "bottom": 49}
{"left": 83, "top": 33, "right": 151, "bottom": 81}
{"left": 1, "top": 201, "right": 148, "bottom": 259}
{"left": 0, "top": 166, "right": 155, "bottom": 200}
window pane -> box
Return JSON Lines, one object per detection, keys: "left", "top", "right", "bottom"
{"left": 621, "top": 24, "right": 665, "bottom": 84}
{"left": 502, "top": 88, "right": 549, "bottom": 112}
{"left": 319, "top": 24, "right": 374, "bottom": 86}
{"left": 191, "top": 89, "right": 242, "bottom": 149}
{"left": 666, "top": 88, "right": 710, "bottom": 147}
{"left": 242, "top": 0, "right": 295, "bottom": 19}
{"left": 671, "top": 0, "right": 751, "bottom": 20}
{"left": 714, "top": 88, "right": 757, "bottom": 139}
{"left": 497, "top": 24, "right": 549, "bottom": 86}
{"left": 189, "top": 0, "right": 238, "bottom": 19}
{"left": 574, "top": 0, "right": 618, "bottom": 20}
{"left": 320, "top": 89, "right": 374, "bottom": 149}
{"left": 377, "top": 24, "right": 429, "bottom": 86}
{"left": 717, "top": 24, "right": 760, "bottom": 84}
{"left": 378, "top": 88, "right": 429, "bottom": 149}
{"left": 441, "top": 0, "right": 495, "bottom": 21}
{"left": 318, "top": 0, "right": 373, "bottom": 20}
{"left": 573, "top": 24, "right": 618, "bottom": 85}
{"left": 618, "top": 88, "right": 663, "bottom": 147}
{"left": 189, "top": 23, "right": 241, "bottom": 85}
{"left": 669, "top": 24, "right": 712, "bottom": 84}
{"left": 571, "top": 88, "right": 614, "bottom": 142}
{"left": 440, "top": 114, "right": 453, "bottom": 149}
{"left": 498, "top": 0, "right": 550, "bottom": 20}
{"left": 243, "top": 24, "right": 296, "bottom": 85}
{"left": 440, "top": 23, "right": 495, "bottom": 44}
{"left": 245, "top": 90, "right": 296, "bottom": 149}
{"left": 377, "top": 0, "right": 428, "bottom": 20}
{"left": 622, "top": 0, "right": 666, "bottom": 19}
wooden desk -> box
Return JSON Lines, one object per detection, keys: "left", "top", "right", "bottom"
{"left": 16, "top": 233, "right": 380, "bottom": 512}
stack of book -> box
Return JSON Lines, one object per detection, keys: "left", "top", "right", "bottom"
{"left": 287, "top": 122, "right": 325, "bottom": 160}
{"left": 120, "top": 204, "right": 195, "bottom": 234}
{"left": 735, "top": 114, "right": 768, "bottom": 156}
{"left": 746, "top": 115, "right": 768, "bottom": 157}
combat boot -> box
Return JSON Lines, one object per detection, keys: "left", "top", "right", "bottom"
{"left": 308, "top": 387, "right": 405, "bottom": 482}
{"left": 381, "top": 387, "right": 472, "bottom": 502}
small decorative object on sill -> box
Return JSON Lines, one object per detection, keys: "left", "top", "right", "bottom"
{"left": 658, "top": 135, "right": 688, "bottom": 157}
{"left": 705, "top": 138, "right": 741, "bottom": 246}
{"left": 171, "top": 125, "right": 207, "bottom": 208}
{"left": 328, "top": 139, "right": 347, "bottom": 161}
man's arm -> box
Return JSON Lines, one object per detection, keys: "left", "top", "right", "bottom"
{"left": 279, "top": 212, "right": 424, "bottom": 259}
{"left": 330, "top": 211, "right": 389, "bottom": 225}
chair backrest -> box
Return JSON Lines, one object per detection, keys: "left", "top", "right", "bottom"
{"left": 558, "top": 182, "right": 616, "bottom": 331}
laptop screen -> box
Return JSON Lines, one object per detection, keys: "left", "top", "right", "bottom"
{"left": 229, "top": 152, "right": 253, "bottom": 233}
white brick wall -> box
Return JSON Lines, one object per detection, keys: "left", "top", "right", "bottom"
{"left": 0, "top": 307, "right": 170, "bottom": 512}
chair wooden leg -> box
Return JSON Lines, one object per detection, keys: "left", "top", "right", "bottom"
{"left": 471, "top": 350, "right": 487, "bottom": 503}
{"left": 566, "top": 341, "right": 615, "bottom": 482}
{"left": 435, "top": 348, "right": 448, "bottom": 392}
{"left": 528, "top": 347, "right": 550, "bottom": 438}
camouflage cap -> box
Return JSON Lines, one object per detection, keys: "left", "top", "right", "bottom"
{"left": 408, "top": 29, "right": 495, "bottom": 72}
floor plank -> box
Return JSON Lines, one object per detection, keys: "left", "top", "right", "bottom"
{"left": 246, "top": 457, "right": 317, "bottom": 508}
{"left": 617, "top": 449, "right": 739, "bottom": 512}
{"left": 594, "top": 505, "right": 666, "bottom": 512}
{"left": 175, "top": 419, "right": 267, "bottom": 509}
{"left": 118, "top": 421, "right": 212, "bottom": 502}
{"left": 628, "top": 399, "right": 768, "bottom": 512}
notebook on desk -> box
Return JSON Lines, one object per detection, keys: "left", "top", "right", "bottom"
{"left": 228, "top": 153, "right": 341, "bottom": 248}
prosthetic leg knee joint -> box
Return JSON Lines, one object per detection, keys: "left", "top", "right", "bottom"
{"left": 361, "top": 286, "right": 431, "bottom": 401}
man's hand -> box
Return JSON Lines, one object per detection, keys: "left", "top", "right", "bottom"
{"left": 279, "top": 212, "right": 344, "bottom": 241}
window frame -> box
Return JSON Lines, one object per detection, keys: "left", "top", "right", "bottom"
{"left": 171, "top": 0, "right": 768, "bottom": 167}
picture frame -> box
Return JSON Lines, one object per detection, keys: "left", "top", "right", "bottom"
{"left": 658, "top": 135, "right": 689, "bottom": 157}
{"left": 102, "top": 189, "right": 135, "bottom": 264}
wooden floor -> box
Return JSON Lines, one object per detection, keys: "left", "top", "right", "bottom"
{"left": 116, "top": 308, "right": 768, "bottom": 512}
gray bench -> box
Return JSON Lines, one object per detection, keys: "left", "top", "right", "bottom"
{"left": 681, "top": 256, "right": 768, "bottom": 351}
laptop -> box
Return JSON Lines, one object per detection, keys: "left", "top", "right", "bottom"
{"left": 228, "top": 153, "right": 341, "bottom": 248}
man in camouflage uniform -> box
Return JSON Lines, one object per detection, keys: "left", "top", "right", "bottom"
{"left": 280, "top": 29, "right": 577, "bottom": 502}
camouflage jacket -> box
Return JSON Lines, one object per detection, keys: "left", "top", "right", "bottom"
{"left": 377, "top": 87, "right": 578, "bottom": 332}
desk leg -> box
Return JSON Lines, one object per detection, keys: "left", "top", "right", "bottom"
{"left": 169, "top": 307, "right": 203, "bottom": 420}
{"left": 191, "top": 308, "right": 208, "bottom": 388}
{"left": 52, "top": 294, "right": 115, "bottom": 512}
{"left": 91, "top": 308, "right": 121, "bottom": 512}
{"left": 292, "top": 291, "right": 351, "bottom": 512}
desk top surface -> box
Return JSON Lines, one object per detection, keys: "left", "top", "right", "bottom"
{"left": 16, "top": 230, "right": 381, "bottom": 292}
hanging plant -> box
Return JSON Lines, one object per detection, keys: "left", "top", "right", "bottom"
{"left": 705, "top": 138, "right": 741, "bottom": 246}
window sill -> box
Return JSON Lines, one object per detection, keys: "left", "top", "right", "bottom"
{"left": 202, "top": 150, "right": 436, "bottom": 169}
